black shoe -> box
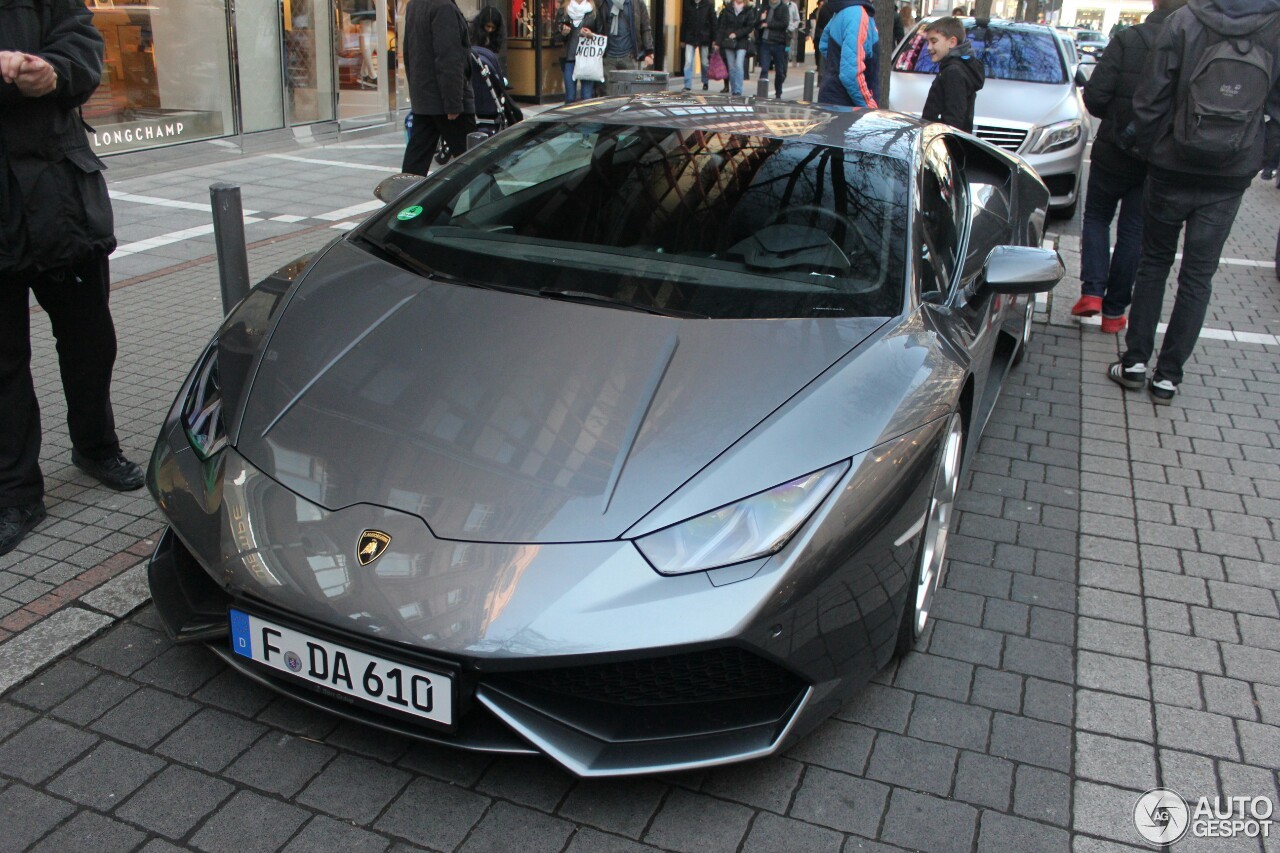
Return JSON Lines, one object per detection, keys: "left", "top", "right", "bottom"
{"left": 1262, "top": 168, "right": 1276, "bottom": 181}
{"left": 1107, "top": 360, "right": 1146, "bottom": 391}
{"left": 1148, "top": 377, "right": 1176, "bottom": 406}
{"left": 703, "top": 82, "right": 709, "bottom": 90}
{"left": 0, "top": 501, "right": 47, "bottom": 557}
{"left": 72, "top": 450, "right": 145, "bottom": 492}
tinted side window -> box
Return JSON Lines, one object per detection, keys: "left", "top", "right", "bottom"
{"left": 918, "top": 139, "right": 963, "bottom": 294}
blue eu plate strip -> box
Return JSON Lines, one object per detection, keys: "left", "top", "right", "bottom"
{"left": 229, "top": 609, "right": 253, "bottom": 659}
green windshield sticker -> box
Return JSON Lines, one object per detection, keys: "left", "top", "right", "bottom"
{"left": 396, "top": 205, "right": 423, "bottom": 221}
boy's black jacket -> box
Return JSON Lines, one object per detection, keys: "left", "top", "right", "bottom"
{"left": 921, "top": 40, "right": 985, "bottom": 133}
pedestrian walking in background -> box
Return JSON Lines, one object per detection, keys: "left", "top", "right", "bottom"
{"left": 1109, "top": 0, "right": 1280, "bottom": 405}
{"left": 1072, "top": 0, "right": 1183, "bottom": 333}
{"left": 601, "top": 0, "right": 655, "bottom": 90}
{"left": 817, "top": 0, "right": 878, "bottom": 106}
{"left": 681, "top": 0, "right": 717, "bottom": 90}
{"left": 756, "top": 0, "right": 792, "bottom": 97}
{"left": 919, "top": 16, "right": 984, "bottom": 131}
{"left": 1, "top": 0, "right": 146, "bottom": 556}
{"left": 810, "top": 0, "right": 827, "bottom": 68}
{"left": 556, "top": 0, "right": 600, "bottom": 101}
{"left": 892, "top": 1, "right": 905, "bottom": 45}
{"left": 718, "top": 0, "right": 756, "bottom": 94}
{"left": 402, "top": 0, "right": 476, "bottom": 174}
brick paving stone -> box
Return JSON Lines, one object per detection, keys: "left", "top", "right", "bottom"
{"left": 789, "top": 766, "right": 889, "bottom": 837}
{"left": 866, "top": 732, "right": 958, "bottom": 796}
{"left": 49, "top": 672, "right": 136, "bottom": 725}
{"left": 1154, "top": 704, "right": 1241, "bottom": 760}
{"left": 785, "top": 718, "right": 875, "bottom": 774}
{"left": 989, "top": 713, "right": 1072, "bottom": 772}
{"left": 282, "top": 816, "right": 390, "bottom": 853}
{"left": 156, "top": 706, "right": 267, "bottom": 772}
{"left": 115, "top": 764, "right": 235, "bottom": 839}
{"left": 952, "top": 751, "right": 1013, "bottom": 811}
{"left": 644, "top": 789, "right": 753, "bottom": 853}
{"left": 978, "top": 811, "right": 1071, "bottom": 853}
{"left": 0, "top": 716, "right": 97, "bottom": 784}
{"left": 375, "top": 776, "right": 489, "bottom": 850}
{"left": 73, "top": 621, "right": 167, "bottom": 676}
{"left": 297, "top": 753, "right": 410, "bottom": 824}
{"left": 879, "top": 788, "right": 977, "bottom": 853}
{"left": 6, "top": 658, "right": 96, "bottom": 710}
{"left": 559, "top": 779, "right": 668, "bottom": 839}
{"left": 1076, "top": 690, "right": 1154, "bottom": 741}
{"left": 832, "top": 684, "right": 915, "bottom": 733}
{"left": 190, "top": 789, "right": 311, "bottom": 853}
{"left": 133, "top": 644, "right": 225, "bottom": 694}
{"left": 461, "top": 802, "right": 576, "bottom": 853}
{"left": 29, "top": 810, "right": 145, "bottom": 853}
{"left": 475, "top": 756, "right": 575, "bottom": 812}
{"left": 1075, "top": 732, "right": 1158, "bottom": 792}
{"left": 0, "top": 702, "right": 33, "bottom": 740}
{"left": 1013, "top": 765, "right": 1071, "bottom": 828}
{"left": 740, "top": 811, "right": 845, "bottom": 853}
{"left": 0, "top": 784, "right": 76, "bottom": 853}
{"left": 46, "top": 740, "right": 163, "bottom": 811}
{"left": 193, "top": 669, "right": 277, "bottom": 718}
{"left": 566, "top": 827, "right": 663, "bottom": 853}
{"left": 225, "top": 732, "right": 337, "bottom": 798}
{"left": 90, "top": 686, "right": 198, "bottom": 748}
{"left": 700, "top": 756, "right": 804, "bottom": 814}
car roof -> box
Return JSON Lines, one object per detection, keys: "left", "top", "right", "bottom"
{"left": 532, "top": 94, "right": 924, "bottom": 159}
{"left": 921, "top": 15, "right": 1063, "bottom": 35}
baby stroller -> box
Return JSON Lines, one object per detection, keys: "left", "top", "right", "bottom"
{"left": 434, "top": 46, "right": 523, "bottom": 165}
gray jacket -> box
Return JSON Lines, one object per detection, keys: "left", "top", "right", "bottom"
{"left": 403, "top": 0, "right": 476, "bottom": 116}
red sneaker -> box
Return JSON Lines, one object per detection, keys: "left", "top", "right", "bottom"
{"left": 1101, "top": 314, "right": 1127, "bottom": 334}
{"left": 1072, "top": 296, "right": 1102, "bottom": 317}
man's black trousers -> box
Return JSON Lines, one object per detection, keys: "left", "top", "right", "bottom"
{"left": 0, "top": 254, "right": 121, "bottom": 507}
{"left": 1122, "top": 177, "right": 1245, "bottom": 386}
{"left": 402, "top": 113, "right": 479, "bottom": 176}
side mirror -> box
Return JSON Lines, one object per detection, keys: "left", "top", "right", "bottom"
{"left": 982, "top": 245, "right": 1064, "bottom": 294}
{"left": 1075, "top": 57, "right": 1096, "bottom": 86}
{"left": 373, "top": 173, "right": 426, "bottom": 203}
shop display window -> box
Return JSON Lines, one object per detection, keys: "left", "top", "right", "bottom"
{"left": 86, "top": 0, "right": 236, "bottom": 154}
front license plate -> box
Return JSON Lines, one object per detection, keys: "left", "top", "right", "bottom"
{"left": 229, "top": 609, "right": 453, "bottom": 727}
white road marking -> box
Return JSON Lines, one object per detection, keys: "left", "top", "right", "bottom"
{"left": 111, "top": 217, "right": 263, "bottom": 258}
{"left": 329, "top": 222, "right": 359, "bottom": 231}
{"left": 327, "top": 143, "right": 405, "bottom": 149}
{"left": 264, "top": 153, "right": 397, "bottom": 173}
{"left": 1078, "top": 314, "right": 1279, "bottom": 346}
{"left": 269, "top": 214, "right": 308, "bottom": 223}
{"left": 314, "top": 200, "right": 383, "bottom": 221}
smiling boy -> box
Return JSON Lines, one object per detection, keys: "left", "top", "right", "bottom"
{"left": 920, "top": 17, "right": 985, "bottom": 132}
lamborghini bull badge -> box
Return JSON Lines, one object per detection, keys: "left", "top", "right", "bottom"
{"left": 356, "top": 530, "right": 391, "bottom": 565}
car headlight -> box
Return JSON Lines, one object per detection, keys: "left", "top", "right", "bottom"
{"left": 182, "top": 344, "right": 227, "bottom": 460}
{"left": 1028, "top": 119, "right": 1083, "bottom": 154}
{"left": 634, "top": 462, "right": 850, "bottom": 576}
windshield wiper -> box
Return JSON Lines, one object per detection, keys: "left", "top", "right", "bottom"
{"left": 355, "top": 235, "right": 523, "bottom": 295}
{"left": 537, "top": 289, "right": 707, "bottom": 319}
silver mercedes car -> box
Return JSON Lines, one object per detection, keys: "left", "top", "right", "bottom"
{"left": 889, "top": 18, "right": 1091, "bottom": 216}
{"left": 146, "top": 95, "right": 1062, "bottom": 776}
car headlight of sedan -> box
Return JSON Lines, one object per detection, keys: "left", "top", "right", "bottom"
{"left": 634, "top": 461, "right": 850, "bottom": 576}
{"left": 181, "top": 344, "right": 227, "bottom": 460}
{"left": 1028, "top": 119, "right": 1084, "bottom": 154}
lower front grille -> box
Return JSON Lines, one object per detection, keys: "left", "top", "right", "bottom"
{"left": 974, "top": 124, "right": 1029, "bottom": 153}
{"left": 503, "top": 647, "right": 805, "bottom": 706}
{"left": 1043, "top": 173, "right": 1079, "bottom": 197}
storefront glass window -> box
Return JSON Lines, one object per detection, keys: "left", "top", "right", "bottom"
{"left": 87, "top": 0, "right": 237, "bottom": 154}
{"left": 286, "top": 0, "right": 337, "bottom": 123}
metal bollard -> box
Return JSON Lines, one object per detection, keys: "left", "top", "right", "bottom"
{"left": 209, "top": 183, "right": 250, "bottom": 316}
{"left": 803, "top": 70, "right": 815, "bottom": 102}
{"left": 756, "top": 77, "right": 770, "bottom": 99}
{"left": 467, "top": 131, "right": 488, "bottom": 151}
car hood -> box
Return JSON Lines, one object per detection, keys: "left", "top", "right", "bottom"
{"left": 889, "top": 74, "right": 1078, "bottom": 129}
{"left": 234, "top": 240, "right": 887, "bottom": 544}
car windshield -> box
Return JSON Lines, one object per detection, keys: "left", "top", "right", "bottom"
{"left": 1075, "top": 31, "right": 1105, "bottom": 42}
{"left": 894, "top": 24, "right": 1067, "bottom": 84}
{"left": 361, "top": 120, "right": 909, "bottom": 320}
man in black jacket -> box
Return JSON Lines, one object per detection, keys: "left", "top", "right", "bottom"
{"left": 1109, "top": 0, "right": 1280, "bottom": 405}
{"left": 402, "top": 0, "right": 477, "bottom": 175}
{"left": 681, "top": 0, "right": 717, "bottom": 91}
{"left": 1, "top": 0, "right": 145, "bottom": 556}
{"left": 1072, "top": 0, "right": 1184, "bottom": 333}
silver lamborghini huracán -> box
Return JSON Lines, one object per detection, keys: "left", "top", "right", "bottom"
{"left": 147, "top": 96, "right": 1062, "bottom": 777}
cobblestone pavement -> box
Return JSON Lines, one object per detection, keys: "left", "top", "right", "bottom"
{"left": 1, "top": 118, "right": 1278, "bottom": 851}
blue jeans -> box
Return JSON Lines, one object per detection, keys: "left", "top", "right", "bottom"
{"left": 725, "top": 47, "right": 746, "bottom": 95}
{"left": 562, "top": 61, "right": 596, "bottom": 103}
{"left": 1080, "top": 164, "right": 1144, "bottom": 317}
{"left": 1123, "top": 177, "right": 1245, "bottom": 385}
{"left": 680, "top": 43, "right": 711, "bottom": 89}
{"left": 758, "top": 42, "right": 787, "bottom": 97}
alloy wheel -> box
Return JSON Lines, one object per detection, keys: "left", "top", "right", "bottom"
{"left": 913, "top": 415, "right": 963, "bottom": 637}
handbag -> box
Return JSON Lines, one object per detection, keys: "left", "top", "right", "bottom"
{"left": 574, "top": 34, "right": 608, "bottom": 82}
{"left": 708, "top": 49, "right": 729, "bottom": 81}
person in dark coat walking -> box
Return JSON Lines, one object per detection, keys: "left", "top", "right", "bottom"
{"left": 718, "top": 0, "right": 755, "bottom": 95}
{"left": 402, "top": 0, "right": 477, "bottom": 174}
{"left": 1, "top": 0, "right": 146, "bottom": 555}
{"left": 681, "top": 0, "right": 717, "bottom": 90}
{"left": 919, "top": 16, "right": 984, "bottom": 131}
{"left": 756, "top": 0, "right": 792, "bottom": 98}
{"left": 1110, "top": 0, "right": 1280, "bottom": 405}
{"left": 1071, "top": 0, "right": 1184, "bottom": 332}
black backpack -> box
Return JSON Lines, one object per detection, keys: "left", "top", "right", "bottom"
{"left": 1173, "top": 21, "right": 1278, "bottom": 159}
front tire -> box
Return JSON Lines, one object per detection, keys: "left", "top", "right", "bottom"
{"left": 895, "top": 413, "right": 964, "bottom": 658}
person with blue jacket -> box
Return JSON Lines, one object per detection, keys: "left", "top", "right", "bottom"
{"left": 818, "top": 0, "right": 878, "bottom": 106}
